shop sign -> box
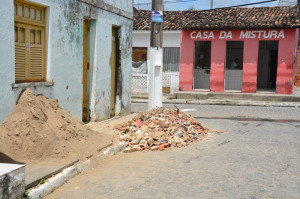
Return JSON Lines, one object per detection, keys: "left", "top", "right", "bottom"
{"left": 190, "top": 30, "right": 285, "bottom": 39}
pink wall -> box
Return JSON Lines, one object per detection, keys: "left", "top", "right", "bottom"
{"left": 210, "top": 39, "right": 225, "bottom": 92}
{"left": 179, "top": 29, "right": 299, "bottom": 94}
{"left": 242, "top": 40, "right": 259, "bottom": 93}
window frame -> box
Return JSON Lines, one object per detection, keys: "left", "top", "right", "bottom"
{"left": 14, "top": 0, "right": 47, "bottom": 83}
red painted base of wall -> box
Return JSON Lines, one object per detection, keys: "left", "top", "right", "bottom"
{"left": 296, "top": 50, "right": 300, "bottom": 87}
{"left": 295, "top": 76, "right": 300, "bottom": 87}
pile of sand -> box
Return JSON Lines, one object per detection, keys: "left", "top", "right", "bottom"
{"left": 0, "top": 89, "right": 106, "bottom": 162}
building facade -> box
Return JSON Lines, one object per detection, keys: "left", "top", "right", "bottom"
{"left": 0, "top": 0, "right": 133, "bottom": 124}
{"left": 180, "top": 29, "right": 299, "bottom": 94}
{"left": 133, "top": 7, "right": 300, "bottom": 94}
{"left": 178, "top": 6, "right": 300, "bottom": 94}
{"left": 132, "top": 30, "right": 181, "bottom": 94}
{"left": 132, "top": 9, "right": 182, "bottom": 94}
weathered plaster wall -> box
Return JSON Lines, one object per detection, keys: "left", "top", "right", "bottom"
{"left": 0, "top": 0, "right": 16, "bottom": 126}
{"left": 90, "top": 10, "right": 132, "bottom": 121}
{"left": 133, "top": 30, "right": 181, "bottom": 59}
{"left": 101, "top": 0, "right": 133, "bottom": 13}
{"left": 0, "top": 0, "right": 132, "bottom": 124}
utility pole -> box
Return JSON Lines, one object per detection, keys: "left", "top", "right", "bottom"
{"left": 210, "top": 0, "right": 213, "bottom": 9}
{"left": 148, "top": 0, "right": 163, "bottom": 110}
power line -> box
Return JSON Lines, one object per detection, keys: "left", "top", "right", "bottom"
{"left": 225, "top": 0, "right": 277, "bottom": 8}
{"left": 134, "top": 0, "right": 279, "bottom": 18}
{"left": 134, "top": 0, "right": 278, "bottom": 8}
{"left": 134, "top": 0, "right": 196, "bottom": 6}
{"left": 133, "top": 0, "right": 284, "bottom": 19}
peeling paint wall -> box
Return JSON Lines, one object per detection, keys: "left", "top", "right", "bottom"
{"left": 90, "top": 10, "right": 132, "bottom": 121}
{"left": 0, "top": 0, "right": 132, "bottom": 124}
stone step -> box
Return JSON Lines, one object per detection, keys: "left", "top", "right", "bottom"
{"left": 175, "top": 92, "right": 300, "bottom": 102}
{"left": 0, "top": 163, "right": 25, "bottom": 199}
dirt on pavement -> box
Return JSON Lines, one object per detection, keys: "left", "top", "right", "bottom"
{"left": 0, "top": 88, "right": 112, "bottom": 163}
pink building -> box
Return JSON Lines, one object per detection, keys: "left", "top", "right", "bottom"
{"left": 179, "top": 6, "right": 300, "bottom": 94}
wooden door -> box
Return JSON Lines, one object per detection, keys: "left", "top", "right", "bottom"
{"left": 110, "top": 27, "right": 117, "bottom": 117}
{"left": 82, "top": 20, "right": 88, "bottom": 121}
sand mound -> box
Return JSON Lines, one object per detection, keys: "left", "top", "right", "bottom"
{"left": 0, "top": 89, "right": 102, "bottom": 162}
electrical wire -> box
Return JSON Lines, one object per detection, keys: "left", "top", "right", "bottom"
{"left": 134, "top": 0, "right": 279, "bottom": 19}
{"left": 134, "top": 0, "right": 197, "bottom": 6}
{"left": 134, "top": 0, "right": 278, "bottom": 8}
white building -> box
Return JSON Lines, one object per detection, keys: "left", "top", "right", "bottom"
{"left": 132, "top": 9, "right": 182, "bottom": 94}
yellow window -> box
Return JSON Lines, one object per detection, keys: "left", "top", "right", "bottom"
{"left": 14, "top": 0, "right": 46, "bottom": 83}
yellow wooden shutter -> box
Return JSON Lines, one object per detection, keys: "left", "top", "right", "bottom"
{"left": 15, "top": 23, "right": 27, "bottom": 81}
{"left": 14, "top": 0, "right": 46, "bottom": 83}
{"left": 29, "top": 25, "right": 44, "bottom": 80}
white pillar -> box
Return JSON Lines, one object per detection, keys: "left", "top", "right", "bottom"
{"left": 148, "top": 47, "right": 163, "bottom": 110}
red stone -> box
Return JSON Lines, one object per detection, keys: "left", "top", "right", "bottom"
{"left": 172, "top": 115, "right": 176, "bottom": 120}
{"left": 157, "top": 143, "right": 170, "bottom": 151}
{"left": 136, "top": 120, "right": 142, "bottom": 127}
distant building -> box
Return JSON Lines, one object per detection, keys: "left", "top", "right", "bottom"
{"left": 132, "top": 9, "right": 183, "bottom": 94}
{"left": 133, "top": 6, "right": 300, "bottom": 94}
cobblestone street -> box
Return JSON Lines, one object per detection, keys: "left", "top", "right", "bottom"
{"left": 132, "top": 103, "right": 300, "bottom": 121}
{"left": 45, "top": 104, "right": 300, "bottom": 199}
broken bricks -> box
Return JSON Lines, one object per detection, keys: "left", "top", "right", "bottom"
{"left": 157, "top": 143, "right": 170, "bottom": 151}
{"left": 115, "top": 107, "right": 211, "bottom": 153}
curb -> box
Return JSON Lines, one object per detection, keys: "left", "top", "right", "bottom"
{"left": 28, "top": 160, "right": 90, "bottom": 199}
{"left": 25, "top": 160, "right": 79, "bottom": 189}
{"left": 131, "top": 99, "right": 300, "bottom": 108}
{"left": 27, "top": 142, "right": 126, "bottom": 199}
{"left": 97, "top": 141, "right": 126, "bottom": 160}
{"left": 26, "top": 115, "right": 135, "bottom": 199}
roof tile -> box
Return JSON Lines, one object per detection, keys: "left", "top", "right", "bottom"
{"left": 134, "top": 6, "right": 300, "bottom": 30}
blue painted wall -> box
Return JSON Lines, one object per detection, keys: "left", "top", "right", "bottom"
{"left": 0, "top": 0, "right": 132, "bottom": 124}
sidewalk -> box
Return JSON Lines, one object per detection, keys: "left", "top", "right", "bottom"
{"left": 25, "top": 114, "right": 136, "bottom": 190}
{"left": 131, "top": 87, "right": 300, "bottom": 107}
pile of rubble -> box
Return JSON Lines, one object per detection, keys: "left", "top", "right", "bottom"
{"left": 115, "top": 107, "right": 211, "bottom": 152}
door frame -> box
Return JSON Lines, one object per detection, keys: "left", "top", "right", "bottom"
{"left": 256, "top": 40, "right": 279, "bottom": 92}
{"left": 193, "top": 41, "right": 211, "bottom": 90}
{"left": 224, "top": 40, "right": 244, "bottom": 92}
{"left": 82, "top": 19, "right": 89, "bottom": 121}
{"left": 110, "top": 27, "right": 118, "bottom": 117}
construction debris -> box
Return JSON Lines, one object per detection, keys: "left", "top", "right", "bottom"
{"left": 115, "top": 107, "right": 212, "bottom": 152}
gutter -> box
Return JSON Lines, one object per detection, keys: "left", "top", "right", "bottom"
{"left": 78, "top": 0, "right": 133, "bottom": 20}
{"left": 133, "top": 30, "right": 181, "bottom": 33}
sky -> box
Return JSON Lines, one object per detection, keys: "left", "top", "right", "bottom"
{"left": 133, "top": 0, "right": 297, "bottom": 11}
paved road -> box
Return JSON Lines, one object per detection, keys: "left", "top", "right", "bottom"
{"left": 132, "top": 103, "right": 300, "bottom": 121}
{"left": 45, "top": 105, "right": 300, "bottom": 199}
